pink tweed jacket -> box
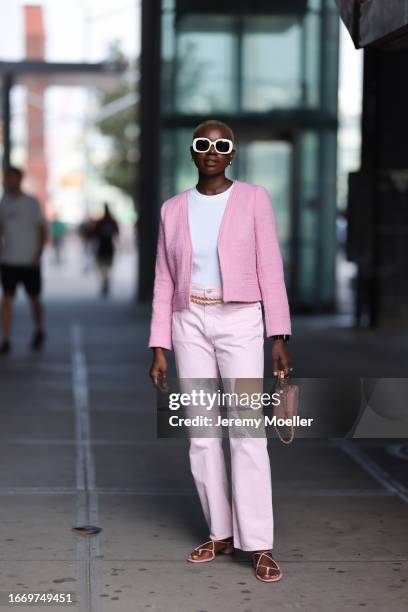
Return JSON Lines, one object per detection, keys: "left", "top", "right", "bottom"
{"left": 148, "top": 179, "right": 291, "bottom": 350}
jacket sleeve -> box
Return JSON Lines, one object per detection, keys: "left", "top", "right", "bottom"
{"left": 254, "top": 185, "right": 292, "bottom": 336}
{"left": 147, "top": 206, "right": 175, "bottom": 350}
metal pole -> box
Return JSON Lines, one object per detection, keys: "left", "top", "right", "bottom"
{"left": 315, "top": 0, "right": 328, "bottom": 311}
{"left": 291, "top": 129, "right": 301, "bottom": 305}
{"left": 137, "top": 0, "right": 162, "bottom": 302}
{"left": 235, "top": 16, "right": 243, "bottom": 114}
{"left": 2, "top": 72, "right": 12, "bottom": 170}
{"left": 362, "top": 48, "right": 379, "bottom": 328}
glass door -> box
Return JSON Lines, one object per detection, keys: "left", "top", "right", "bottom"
{"left": 235, "top": 139, "right": 293, "bottom": 283}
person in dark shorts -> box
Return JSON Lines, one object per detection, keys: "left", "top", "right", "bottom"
{"left": 0, "top": 167, "right": 48, "bottom": 354}
{"left": 93, "top": 203, "right": 119, "bottom": 296}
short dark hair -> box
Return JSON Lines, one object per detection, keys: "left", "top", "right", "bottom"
{"left": 5, "top": 166, "right": 23, "bottom": 178}
{"left": 193, "top": 119, "right": 234, "bottom": 142}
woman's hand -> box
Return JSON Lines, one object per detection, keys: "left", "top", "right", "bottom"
{"left": 149, "top": 348, "right": 169, "bottom": 392}
{"left": 272, "top": 339, "right": 293, "bottom": 378}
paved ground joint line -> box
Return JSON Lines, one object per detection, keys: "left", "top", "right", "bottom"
{"left": 71, "top": 321, "right": 102, "bottom": 612}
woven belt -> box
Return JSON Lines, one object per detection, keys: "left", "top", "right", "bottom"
{"left": 190, "top": 294, "right": 223, "bottom": 305}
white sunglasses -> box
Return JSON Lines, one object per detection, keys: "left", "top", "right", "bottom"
{"left": 192, "top": 137, "right": 234, "bottom": 155}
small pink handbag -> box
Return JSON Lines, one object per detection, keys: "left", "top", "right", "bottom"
{"left": 273, "top": 375, "right": 299, "bottom": 444}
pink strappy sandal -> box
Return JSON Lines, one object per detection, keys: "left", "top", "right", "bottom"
{"left": 187, "top": 538, "right": 234, "bottom": 563}
{"left": 252, "top": 551, "right": 283, "bottom": 582}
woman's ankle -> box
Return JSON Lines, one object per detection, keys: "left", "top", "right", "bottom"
{"left": 211, "top": 535, "right": 232, "bottom": 541}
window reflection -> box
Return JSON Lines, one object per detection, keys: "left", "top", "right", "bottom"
{"left": 243, "top": 17, "right": 302, "bottom": 110}
{"left": 175, "top": 23, "right": 236, "bottom": 113}
{"left": 173, "top": 11, "right": 321, "bottom": 113}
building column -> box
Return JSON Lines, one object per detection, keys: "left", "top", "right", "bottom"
{"left": 137, "top": 0, "right": 162, "bottom": 302}
{"left": 24, "top": 5, "right": 47, "bottom": 211}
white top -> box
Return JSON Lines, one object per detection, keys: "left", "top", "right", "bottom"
{"left": 188, "top": 184, "right": 233, "bottom": 288}
{"left": 0, "top": 193, "right": 45, "bottom": 265}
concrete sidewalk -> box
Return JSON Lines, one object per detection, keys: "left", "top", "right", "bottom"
{"left": 0, "top": 247, "right": 407, "bottom": 612}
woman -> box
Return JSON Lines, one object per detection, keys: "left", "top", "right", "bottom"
{"left": 148, "top": 119, "right": 293, "bottom": 583}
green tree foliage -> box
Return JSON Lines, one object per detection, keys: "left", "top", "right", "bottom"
{"left": 96, "top": 47, "right": 139, "bottom": 200}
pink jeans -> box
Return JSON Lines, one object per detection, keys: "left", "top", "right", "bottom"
{"left": 172, "top": 284, "right": 274, "bottom": 551}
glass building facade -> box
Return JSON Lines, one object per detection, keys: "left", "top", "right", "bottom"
{"left": 159, "top": 0, "right": 339, "bottom": 311}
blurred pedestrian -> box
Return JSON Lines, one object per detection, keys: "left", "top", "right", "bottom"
{"left": 78, "top": 217, "right": 95, "bottom": 273}
{"left": 50, "top": 216, "right": 66, "bottom": 265}
{"left": 0, "top": 167, "right": 47, "bottom": 354}
{"left": 93, "top": 203, "right": 119, "bottom": 296}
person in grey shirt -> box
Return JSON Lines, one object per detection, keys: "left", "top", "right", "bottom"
{"left": 0, "top": 167, "right": 47, "bottom": 354}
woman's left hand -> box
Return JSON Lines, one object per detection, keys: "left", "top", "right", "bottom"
{"left": 272, "top": 339, "right": 293, "bottom": 378}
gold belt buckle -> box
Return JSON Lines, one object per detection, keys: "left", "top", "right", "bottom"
{"left": 190, "top": 294, "right": 223, "bottom": 305}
